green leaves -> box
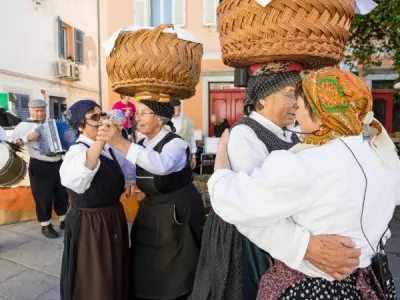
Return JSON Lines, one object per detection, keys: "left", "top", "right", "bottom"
{"left": 345, "top": 0, "right": 400, "bottom": 80}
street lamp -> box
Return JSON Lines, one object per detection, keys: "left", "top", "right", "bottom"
{"left": 394, "top": 82, "right": 400, "bottom": 90}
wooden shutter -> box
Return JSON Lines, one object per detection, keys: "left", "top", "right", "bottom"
{"left": 57, "top": 17, "right": 64, "bottom": 58}
{"left": 134, "top": 0, "right": 151, "bottom": 26}
{"left": 203, "top": 0, "right": 218, "bottom": 26}
{"left": 17, "top": 95, "right": 30, "bottom": 121}
{"left": 172, "top": 0, "right": 186, "bottom": 27}
{"left": 74, "top": 28, "right": 84, "bottom": 65}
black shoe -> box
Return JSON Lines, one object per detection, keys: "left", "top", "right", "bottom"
{"left": 60, "top": 221, "right": 65, "bottom": 230}
{"left": 41, "top": 224, "right": 59, "bottom": 239}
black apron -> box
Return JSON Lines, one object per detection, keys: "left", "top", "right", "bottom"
{"left": 189, "top": 117, "right": 300, "bottom": 300}
{"left": 130, "top": 132, "right": 206, "bottom": 300}
{"left": 61, "top": 143, "right": 129, "bottom": 300}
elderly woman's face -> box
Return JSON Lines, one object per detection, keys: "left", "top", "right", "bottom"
{"left": 295, "top": 95, "right": 321, "bottom": 138}
{"left": 135, "top": 103, "right": 162, "bottom": 137}
{"left": 79, "top": 106, "right": 106, "bottom": 140}
{"left": 260, "top": 86, "right": 298, "bottom": 128}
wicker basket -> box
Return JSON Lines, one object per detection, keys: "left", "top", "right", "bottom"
{"left": 218, "top": 0, "right": 356, "bottom": 69}
{"left": 106, "top": 24, "right": 203, "bottom": 101}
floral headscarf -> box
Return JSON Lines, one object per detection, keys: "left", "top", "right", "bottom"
{"left": 299, "top": 67, "right": 398, "bottom": 168}
{"left": 301, "top": 67, "right": 382, "bottom": 145}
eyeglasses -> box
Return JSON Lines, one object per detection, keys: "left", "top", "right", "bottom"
{"left": 85, "top": 112, "right": 107, "bottom": 122}
{"left": 135, "top": 111, "right": 155, "bottom": 118}
{"left": 277, "top": 91, "right": 296, "bottom": 100}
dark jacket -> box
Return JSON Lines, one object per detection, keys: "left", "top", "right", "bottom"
{"left": 214, "top": 119, "right": 230, "bottom": 137}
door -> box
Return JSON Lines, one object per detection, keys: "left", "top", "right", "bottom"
{"left": 209, "top": 89, "right": 245, "bottom": 136}
{"left": 49, "top": 96, "right": 67, "bottom": 120}
{"left": 372, "top": 90, "right": 394, "bottom": 133}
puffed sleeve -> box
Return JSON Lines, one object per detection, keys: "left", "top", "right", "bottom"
{"left": 59, "top": 144, "right": 101, "bottom": 194}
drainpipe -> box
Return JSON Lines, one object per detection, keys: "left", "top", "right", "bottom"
{"left": 97, "top": 0, "right": 103, "bottom": 106}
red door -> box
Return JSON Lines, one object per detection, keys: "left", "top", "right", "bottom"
{"left": 209, "top": 89, "right": 245, "bottom": 136}
{"left": 372, "top": 90, "right": 394, "bottom": 133}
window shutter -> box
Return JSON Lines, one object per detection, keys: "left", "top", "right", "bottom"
{"left": 172, "top": 0, "right": 186, "bottom": 27}
{"left": 74, "top": 29, "right": 84, "bottom": 65}
{"left": 17, "top": 95, "right": 30, "bottom": 121}
{"left": 134, "top": 0, "right": 151, "bottom": 26}
{"left": 57, "top": 17, "right": 64, "bottom": 58}
{"left": 203, "top": 0, "right": 218, "bottom": 26}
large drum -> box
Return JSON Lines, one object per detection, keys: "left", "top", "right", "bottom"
{"left": 0, "top": 142, "right": 27, "bottom": 187}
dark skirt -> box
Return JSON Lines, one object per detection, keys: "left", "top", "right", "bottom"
{"left": 257, "top": 260, "right": 397, "bottom": 300}
{"left": 60, "top": 203, "right": 129, "bottom": 300}
{"left": 189, "top": 209, "right": 244, "bottom": 300}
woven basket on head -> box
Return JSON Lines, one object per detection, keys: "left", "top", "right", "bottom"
{"left": 106, "top": 24, "right": 203, "bottom": 101}
{"left": 218, "top": 0, "right": 356, "bottom": 69}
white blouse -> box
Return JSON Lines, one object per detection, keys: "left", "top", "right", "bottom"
{"left": 125, "top": 128, "right": 189, "bottom": 175}
{"left": 227, "top": 112, "right": 310, "bottom": 269}
{"left": 209, "top": 135, "right": 400, "bottom": 280}
{"left": 60, "top": 135, "right": 136, "bottom": 194}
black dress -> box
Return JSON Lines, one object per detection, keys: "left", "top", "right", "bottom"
{"left": 130, "top": 132, "right": 206, "bottom": 300}
{"left": 189, "top": 117, "right": 300, "bottom": 300}
{"left": 60, "top": 143, "right": 129, "bottom": 300}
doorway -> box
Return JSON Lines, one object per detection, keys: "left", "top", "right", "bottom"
{"left": 209, "top": 88, "right": 245, "bottom": 136}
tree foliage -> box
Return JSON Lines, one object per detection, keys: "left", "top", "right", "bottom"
{"left": 346, "top": 0, "right": 400, "bottom": 78}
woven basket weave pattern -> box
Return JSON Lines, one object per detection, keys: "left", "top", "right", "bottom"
{"left": 218, "top": 0, "right": 355, "bottom": 69}
{"left": 107, "top": 24, "right": 203, "bottom": 100}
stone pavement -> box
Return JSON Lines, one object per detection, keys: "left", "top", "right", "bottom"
{"left": 0, "top": 209, "right": 399, "bottom": 300}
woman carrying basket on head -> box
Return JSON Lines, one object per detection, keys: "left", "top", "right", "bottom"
{"left": 209, "top": 68, "right": 399, "bottom": 299}
{"left": 103, "top": 25, "right": 206, "bottom": 300}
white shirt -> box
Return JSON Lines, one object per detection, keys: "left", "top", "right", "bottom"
{"left": 227, "top": 111, "right": 310, "bottom": 270}
{"left": 228, "top": 112, "right": 293, "bottom": 173}
{"left": 171, "top": 113, "right": 197, "bottom": 154}
{"left": 11, "top": 121, "right": 62, "bottom": 162}
{"left": 60, "top": 135, "right": 136, "bottom": 194}
{"left": 0, "top": 126, "right": 10, "bottom": 141}
{"left": 210, "top": 135, "right": 400, "bottom": 280}
{"left": 126, "top": 128, "right": 188, "bottom": 175}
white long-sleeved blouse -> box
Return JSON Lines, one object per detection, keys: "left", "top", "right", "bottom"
{"left": 60, "top": 135, "right": 136, "bottom": 194}
{"left": 210, "top": 135, "right": 400, "bottom": 280}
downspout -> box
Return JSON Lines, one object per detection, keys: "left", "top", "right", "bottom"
{"left": 97, "top": 0, "right": 103, "bottom": 106}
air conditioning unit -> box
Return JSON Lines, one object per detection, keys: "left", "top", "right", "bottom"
{"left": 70, "top": 64, "right": 82, "bottom": 81}
{"left": 53, "top": 59, "right": 71, "bottom": 78}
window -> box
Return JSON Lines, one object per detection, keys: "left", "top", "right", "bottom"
{"left": 49, "top": 96, "right": 67, "bottom": 120}
{"left": 10, "top": 93, "right": 30, "bottom": 121}
{"left": 57, "top": 17, "right": 84, "bottom": 65}
{"left": 203, "top": 0, "right": 219, "bottom": 26}
{"left": 134, "top": 0, "right": 186, "bottom": 27}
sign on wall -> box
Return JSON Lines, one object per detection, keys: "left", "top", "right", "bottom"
{"left": 0, "top": 93, "right": 9, "bottom": 110}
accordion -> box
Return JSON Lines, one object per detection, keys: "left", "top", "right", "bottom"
{"left": 36, "top": 120, "right": 78, "bottom": 156}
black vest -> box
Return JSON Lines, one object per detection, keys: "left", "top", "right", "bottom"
{"left": 232, "top": 117, "right": 300, "bottom": 151}
{"left": 66, "top": 143, "right": 125, "bottom": 208}
{"left": 136, "top": 132, "right": 192, "bottom": 195}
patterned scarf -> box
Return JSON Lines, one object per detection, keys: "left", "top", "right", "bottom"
{"left": 301, "top": 67, "right": 382, "bottom": 145}
{"left": 139, "top": 100, "right": 174, "bottom": 120}
{"left": 245, "top": 62, "right": 303, "bottom": 113}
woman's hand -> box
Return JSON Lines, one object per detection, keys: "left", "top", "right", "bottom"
{"left": 305, "top": 235, "right": 361, "bottom": 280}
{"left": 214, "top": 129, "right": 231, "bottom": 171}
{"left": 97, "top": 119, "right": 123, "bottom": 146}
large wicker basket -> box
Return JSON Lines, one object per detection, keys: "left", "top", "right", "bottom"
{"left": 218, "top": 0, "right": 356, "bottom": 69}
{"left": 107, "top": 24, "right": 203, "bottom": 101}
